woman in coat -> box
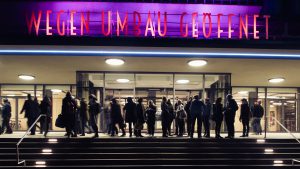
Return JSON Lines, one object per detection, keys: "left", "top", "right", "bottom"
{"left": 62, "top": 92, "right": 77, "bottom": 138}
{"left": 40, "top": 96, "right": 51, "bottom": 137}
{"left": 213, "top": 97, "right": 224, "bottom": 139}
{"left": 145, "top": 100, "right": 157, "bottom": 137}
{"left": 123, "top": 97, "right": 137, "bottom": 137}
{"left": 135, "top": 98, "right": 145, "bottom": 137}
{"left": 240, "top": 98, "right": 250, "bottom": 137}
{"left": 167, "top": 99, "right": 174, "bottom": 136}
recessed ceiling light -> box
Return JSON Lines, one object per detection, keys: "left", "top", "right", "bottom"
{"left": 51, "top": 89, "right": 62, "bottom": 93}
{"left": 187, "top": 60, "right": 207, "bottom": 67}
{"left": 35, "top": 161, "right": 46, "bottom": 165}
{"left": 269, "top": 78, "right": 285, "bottom": 83}
{"left": 116, "top": 79, "right": 130, "bottom": 83}
{"left": 105, "top": 58, "right": 125, "bottom": 66}
{"left": 18, "top": 74, "right": 35, "bottom": 80}
{"left": 265, "top": 149, "right": 274, "bottom": 153}
{"left": 176, "top": 79, "right": 190, "bottom": 84}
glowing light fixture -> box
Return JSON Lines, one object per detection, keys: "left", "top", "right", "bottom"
{"left": 116, "top": 79, "right": 130, "bottom": 83}
{"left": 273, "top": 160, "right": 283, "bottom": 164}
{"left": 176, "top": 79, "right": 190, "bottom": 84}
{"left": 105, "top": 58, "right": 125, "bottom": 66}
{"left": 18, "top": 75, "right": 35, "bottom": 80}
{"left": 42, "top": 149, "right": 52, "bottom": 153}
{"left": 48, "top": 139, "right": 58, "bottom": 143}
{"left": 269, "top": 78, "right": 285, "bottom": 83}
{"left": 35, "top": 161, "right": 46, "bottom": 165}
{"left": 7, "top": 94, "right": 16, "bottom": 97}
{"left": 265, "top": 149, "right": 274, "bottom": 153}
{"left": 51, "top": 89, "right": 62, "bottom": 93}
{"left": 257, "top": 139, "right": 265, "bottom": 143}
{"left": 187, "top": 60, "right": 207, "bottom": 67}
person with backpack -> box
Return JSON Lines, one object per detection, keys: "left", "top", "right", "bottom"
{"left": 175, "top": 100, "right": 186, "bottom": 137}
{"left": 224, "top": 94, "right": 239, "bottom": 139}
{"left": 88, "top": 94, "right": 100, "bottom": 138}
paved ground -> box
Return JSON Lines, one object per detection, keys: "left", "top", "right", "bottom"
{"left": 1, "top": 131, "right": 300, "bottom": 139}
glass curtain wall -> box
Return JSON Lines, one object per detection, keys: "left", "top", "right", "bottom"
{"left": 0, "top": 84, "right": 73, "bottom": 131}
{"left": 232, "top": 87, "right": 299, "bottom": 134}
{"left": 77, "top": 72, "right": 231, "bottom": 133}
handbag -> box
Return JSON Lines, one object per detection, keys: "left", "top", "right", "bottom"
{"left": 55, "top": 114, "right": 65, "bottom": 128}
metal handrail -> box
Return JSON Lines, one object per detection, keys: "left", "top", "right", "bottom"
{"left": 16, "top": 114, "right": 46, "bottom": 166}
{"left": 271, "top": 117, "right": 300, "bottom": 166}
{"left": 271, "top": 117, "right": 300, "bottom": 144}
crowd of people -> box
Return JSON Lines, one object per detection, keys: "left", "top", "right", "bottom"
{"left": 0, "top": 92, "right": 265, "bottom": 139}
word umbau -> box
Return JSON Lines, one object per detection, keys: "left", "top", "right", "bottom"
{"left": 26, "top": 10, "right": 270, "bottom": 39}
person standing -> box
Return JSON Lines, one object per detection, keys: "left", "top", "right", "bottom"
{"left": 62, "top": 92, "right": 77, "bottom": 138}
{"left": 20, "top": 94, "right": 37, "bottom": 135}
{"left": 176, "top": 100, "right": 186, "bottom": 137}
{"left": 110, "top": 98, "right": 126, "bottom": 137}
{"left": 145, "top": 100, "right": 157, "bottom": 137}
{"left": 212, "top": 98, "right": 224, "bottom": 139}
{"left": 167, "top": 99, "right": 174, "bottom": 136}
{"left": 135, "top": 98, "right": 145, "bottom": 137}
{"left": 240, "top": 98, "right": 250, "bottom": 137}
{"left": 203, "top": 98, "right": 212, "bottom": 138}
{"left": 79, "top": 98, "right": 88, "bottom": 136}
{"left": 0, "top": 99, "right": 12, "bottom": 134}
{"left": 123, "top": 97, "right": 137, "bottom": 137}
{"left": 161, "top": 97, "right": 169, "bottom": 137}
{"left": 40, "top": 96, "right": 51, "bottom": 137}
{"left": 88, "top": 94, "right": 100, "bottom": 138}
{"left": 251, "top": 100, "right": 264, "bottom": 135}
{"left": 184, "top": 97, "right": 192, "bottom": 136}
{"left": 190, "top": 95, "right": 205, "bottom": 139}
{"left": 224, "top": 94, "right": 238, "bottom": 139}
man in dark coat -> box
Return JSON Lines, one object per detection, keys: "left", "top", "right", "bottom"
{"left": 240, "top": 98, "right": 250, "bottom": 137}
{"left": 135, "top": 98, "right": 145, "bottom": 137}
{"left": 0, "top": 99, "right": 12, "bottom": 134}
{"left": 62, "top": 92, "right": 77, "bottom": 138}
{"left": 88, "top": 94, "right": 100, "bottom": 138}
{"left": 20, "top": 94, "right": 38, "bottom": 135}
{"left": 110, "top": 98, "right": 126, "bottom": 137}
{"left": 161, "top": 97, "right": 169, "bottom": 137}
{"left": 184, "top": 97, "right": 192, "bottom": 136}
{"left": 123, "top": 97, "right": 137, "bottom": 137}
{"left": 224, "top": 94, "right": 238, "bottom": 139}
{"left": 251, "top": 100, "right": 264, "bottom": 135}
{"left": 203, "top": 98, "right": 211, "bottom": 138}
{"left": 145, "top": 100, "right": 157, "bottom": 137}
{"left": 190, "top": 95, "right": 205, "bottom": 139}
{"left": 40, "top": 96, "right": 51, "bottom": 137}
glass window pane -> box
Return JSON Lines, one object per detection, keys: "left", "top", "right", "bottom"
{"left": 136, "top": 74, "right": 173, "bottom": 88}
{"left": 105, "top": 74, "right": 134, "bottom": 89}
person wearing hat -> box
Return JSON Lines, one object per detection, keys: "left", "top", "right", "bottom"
{"left": 224, "top": 94, "right": 238, "bottom": 139}
{"left": 240, "top": 98, "right": 250, "bottom": 137}
{"left": 0, "top": 98, "right": 12, "bottom": 134}
{"left": 88, "top": 94, "right": 100, "bottom": 138}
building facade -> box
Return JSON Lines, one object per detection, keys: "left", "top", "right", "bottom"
{"left": 0, "top": 0, "right": 300, "bottom": 134}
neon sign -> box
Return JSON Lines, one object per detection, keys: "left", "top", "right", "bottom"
{"left": 24, "top": 2, "right": 269, "bottom": 40}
